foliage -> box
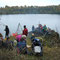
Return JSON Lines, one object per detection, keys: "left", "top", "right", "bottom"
{"left": 0, "top": 5, "right": 60, "bottom": 14}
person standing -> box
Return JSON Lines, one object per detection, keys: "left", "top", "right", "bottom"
{"left": 22, "top": 25, "right": 28, "bottom": 36}
{"left": 42, "top": 24, "right": 47, "bottom": 34}
{"left": 4, "top": 25, "right": 9, "bottom": 39}
{"left": 32, "top": 25, "right": 35, "bottom": 33}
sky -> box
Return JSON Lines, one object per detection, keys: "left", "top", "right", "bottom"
{"left": 0, "top": 0, "right": 60, "bottom": 7}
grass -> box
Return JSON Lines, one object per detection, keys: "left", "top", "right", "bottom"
{"left": 0, "top": 46, "right": 60, "bottom": 60}
{"left": 0, "top": 36, "right": 60, "bottom": 60}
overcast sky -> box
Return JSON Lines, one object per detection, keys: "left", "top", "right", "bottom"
{"left": 0, "top": 0, "right": 60, "bottom": 7}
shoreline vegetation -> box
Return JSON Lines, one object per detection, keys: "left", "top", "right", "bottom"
{"left": 0, "top": 34, "right": 60, "bottom": 60}
{"left": 0, "top": 5, "right": 60, "bottom": 14}
{"left": 0, "top": 24, "right": 60, "bottom": 60}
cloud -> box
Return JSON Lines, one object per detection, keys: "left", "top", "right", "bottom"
{"left": 0, "top": 0, "right": 60, "bottom": 7}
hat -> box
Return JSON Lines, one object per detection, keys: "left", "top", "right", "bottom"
{"left": 22, "top": 35, "right": 26, "bottom": 38}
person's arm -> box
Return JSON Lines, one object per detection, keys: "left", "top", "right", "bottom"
{"left": 26, "top": 29, "right": 28, "bottom": 34}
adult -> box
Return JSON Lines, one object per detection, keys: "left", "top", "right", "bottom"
{"left": 32, "top": 25, "right": 35, "bottom": 33}
{"left": 42, "top": 25, "right": 47, "bottom": 34}
{"left": 16, "top": 34, "right": 22, "bottom": 42}
{"left": 0, "top": 33, "right": 3, "bottom": 41}
{"left": 0, "top": 33, "right": 3, "bottom": 47}
{"left": 22, "top": 25, "right": 28, "bottom": 36}
{"left": 4, "top": 25, "right": 9, "bottom": 39}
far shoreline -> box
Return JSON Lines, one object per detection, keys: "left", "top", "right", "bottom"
{"left": 0, "top": 13, "right": 60, "bottom": 15}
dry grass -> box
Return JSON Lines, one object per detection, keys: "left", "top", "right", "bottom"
{"left": 0, "top": 36, "right": 60, "bottom": 60}
{"left": 0, "top": 46, "right": 60, "bottom": 60}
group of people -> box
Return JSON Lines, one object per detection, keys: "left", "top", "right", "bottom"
{"left": 0, "top": 24, "right": 43, "bottom": 55}
{"left": 5, "top": 25, "right": 28, "bottom": 39}
{"left": 0, "top": 25, "right": 28, "bottom": 53}
{"left": 32, "top": 24, "right": 51, "bottom": 35}
{"left": 0, "top": 24, "right": 50, "bottom": 41}
{"left": 0, "top": 25, "right": 28, "bottom": 41}
{"left": 15, "top": 25, "right": 28, "bottom": 54}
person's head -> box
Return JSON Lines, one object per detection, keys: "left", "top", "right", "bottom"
{"left": 44, "top": 24, "right": 46, "bottom": 26}
{"left": 6, "top": 25, "right": 8, "bottom": 28}
{"left": 21, "top": 35, "right": 26, "bottom": 39}
{"left": 32, "top": 25, "right": 34, "bottom": 27}
{"left": 24, "top": 25, "right": 26, "bottom": 29}
{"left": 32, "top": 33, "right": 35, "bottom": 36}
{"left": 20, "top": 35, "right": 26, "bottom": 41}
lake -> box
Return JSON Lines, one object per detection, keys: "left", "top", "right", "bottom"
{"left": 0, "top": 14, "right": 60, "bottom": 38}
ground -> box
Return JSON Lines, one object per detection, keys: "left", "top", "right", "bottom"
{"left": 0, "top": 36, "right": 60, "bottom": 60}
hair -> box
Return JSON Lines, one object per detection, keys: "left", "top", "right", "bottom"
{"left": 6, "top": 25, "right": 8, "bottom": 28}
{"left": 24, "top": 25, "right": 26, "bottom": 28}
{"left": 6, "top": 25, "right": 9, "bottom": 29}
{"left": 22, "top": 35, "right": 26, "bottom": 38}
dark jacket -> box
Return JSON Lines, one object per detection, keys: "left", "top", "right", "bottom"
{"left": 5, "top": 26, "right": 9, "bottom": 36}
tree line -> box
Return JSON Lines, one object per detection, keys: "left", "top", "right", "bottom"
{"left": 0, "top": 5, "right": 60, "bottom": 14}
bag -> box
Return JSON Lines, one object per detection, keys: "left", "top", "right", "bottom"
{"left": 34, "top": 46, "right": 41, "bottom": 53}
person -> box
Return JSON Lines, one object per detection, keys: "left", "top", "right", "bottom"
{"left": 4, "top": 25, "right": 9, "bottom": 39}
{"left": 39, "top": 24, "right": 43, "bottom": 34}
{"left": 32, "top": 25, "right": 35, "bottom": 33}
{"left": 17, "top": 35, "right": 27, "bottom": 54}
{"left": 42, "top": 24, "right": 47, "bottom": 34}
{"left": 16, "top": 34, "right": 22, "bottom": 42}
{"left": 40, "top": 24, "right": 43, "bottom": 30}
{"left": 0, "top": 33, "right": 3, "bottom": 41}
{"left": 30, "top": 33, "right": 43, "bottom": 56}
{"left": 31, "top": 33, "right": 35, "bottom": 42}
{"left": 21, "top": 35, "right": 26, "bottom": 41}
{"left": 0, "top": 33, "right": 3, "bottom": 47}
{"left": 22, "top": 25, "right": 28, "bottom": 36}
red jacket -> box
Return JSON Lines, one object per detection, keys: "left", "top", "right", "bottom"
{"left": 23, "top": 28, "right": 28, "bottom": 36}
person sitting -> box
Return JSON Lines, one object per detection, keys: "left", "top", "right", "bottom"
{"left": 0, "top": 33, "right": 3, "bottom": 47}
{"left": 31, "top": 33, "right": 35, "bottom": 42}
{"left": 16, "top": 34, "right": 22, "bottom": 42}
{"left": 17, "top": 35, "right": 27, "bottom": 54}
{"left": 31, "top": 33, "right": 41, "bottom": 46}
{"left": 0, "top": 33, "right": 3, "bottom": 41}
{"left": 30, "top": 33, "right": 43, "bottom": 55}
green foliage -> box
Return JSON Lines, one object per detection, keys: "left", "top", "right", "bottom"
{"left": 0, "top": 5, "right": 60, "bottom": 14}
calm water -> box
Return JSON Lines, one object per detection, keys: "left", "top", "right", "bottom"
{"left": 0, "top": 14, "right": 60, "bottom": 38}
